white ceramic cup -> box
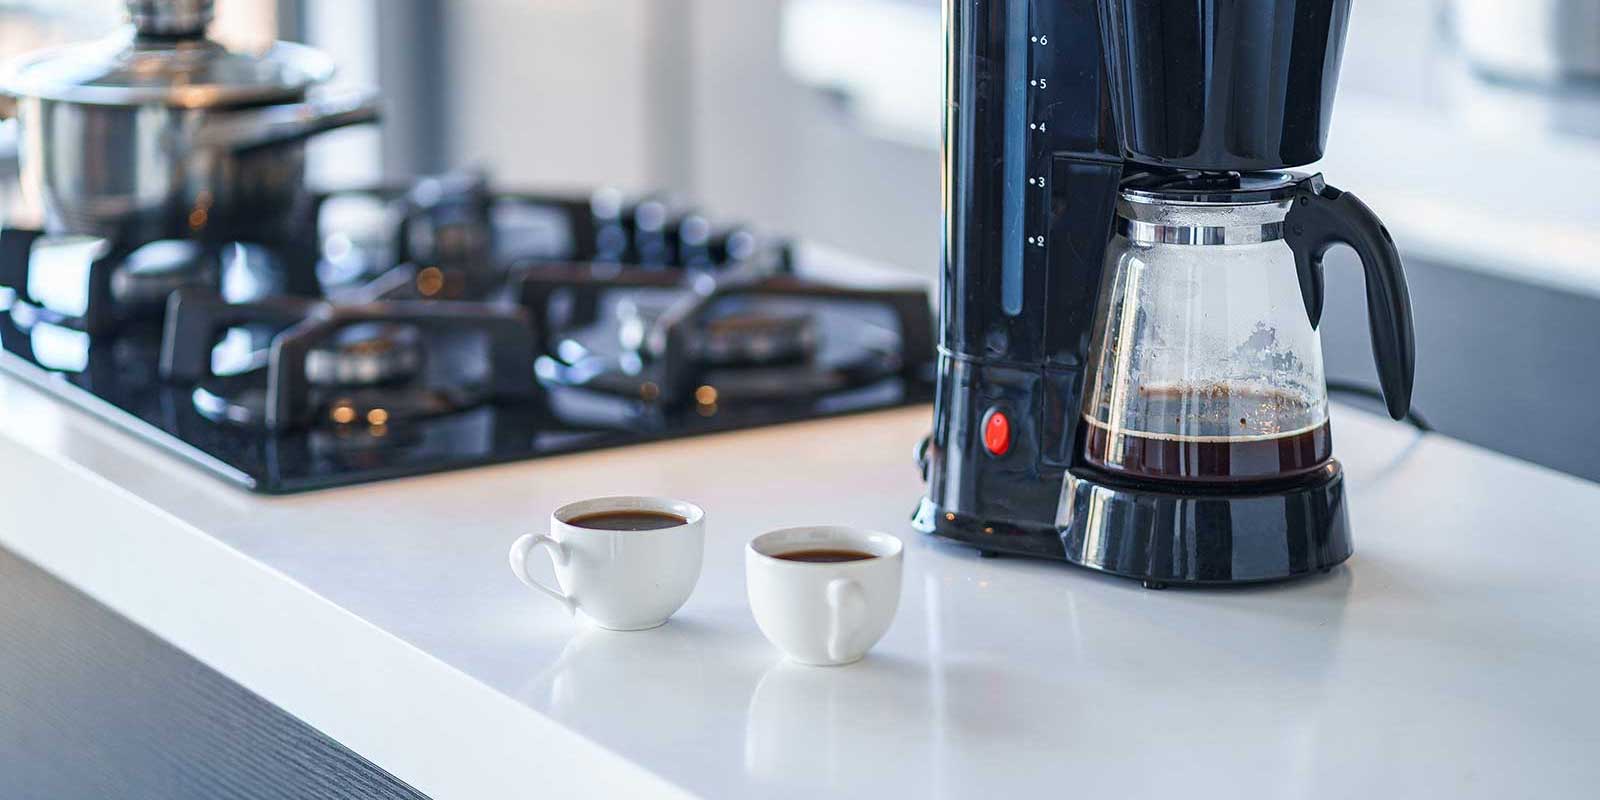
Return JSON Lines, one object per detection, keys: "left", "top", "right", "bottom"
{"left": 509, "top": 496, "right": 704, "bottom": 631}
{"left": 746, "top": 526, "right": 904, "bottom": 666}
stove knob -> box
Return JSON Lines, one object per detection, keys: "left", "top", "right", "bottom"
{"left": 675, "top": 213, "right": 714, "bottom": 268}
{"left": 634, "top": 197, "right": 670, "bottom": 235}
{"left": 622, "top": 194, "right": 677, "bottom": 266}
{"left": 708, "top": 226, "right": 757, "bottom": 267}
{"left": 588, "top": 187, "right": 628, "bottom": 262}
{"left": 589, "top": 187, "right": 625, "bottom": 224}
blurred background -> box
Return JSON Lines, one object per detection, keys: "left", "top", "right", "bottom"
{"left": 3, "top": 0, "right": 1600, "bottom": 480}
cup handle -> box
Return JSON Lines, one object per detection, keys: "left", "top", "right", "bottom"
{"left": 825, "top": 577, "right": 867, "bottom": 663}
{"left": 508, "top": 534, "right": 577, "bottom": 615}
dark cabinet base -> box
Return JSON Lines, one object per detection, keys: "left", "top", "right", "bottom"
{"left": 0, "top": 546, "right": 429, "bottom": 800}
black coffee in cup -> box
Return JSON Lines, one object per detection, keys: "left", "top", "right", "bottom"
{"left": 775, "top": 549, "right": 875, "bottom": 563}
{"left": 568, "top": 510, "right": 687, "bottom": 531}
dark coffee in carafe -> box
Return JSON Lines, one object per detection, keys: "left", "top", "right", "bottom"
{"left": 1081, "top": 384, "right": 1332, "bottom": 484}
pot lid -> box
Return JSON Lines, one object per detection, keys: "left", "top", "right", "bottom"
{"left": 0, "top": 0, "right": 336, "bottom": 108}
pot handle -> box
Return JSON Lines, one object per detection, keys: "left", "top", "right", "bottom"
{"left": 1284, "top": 174, "right": 1416, "bottom": 421}
{"left": 196, "top": 88, "right": 381, "bottom": 153}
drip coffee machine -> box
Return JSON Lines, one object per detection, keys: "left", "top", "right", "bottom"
{"left": 915, "top": 0, "right": 1416, "bottom": 586}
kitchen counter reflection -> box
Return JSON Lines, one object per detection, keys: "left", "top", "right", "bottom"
{"left": 507, "top": 514, "right": 1369, "bottom": 800}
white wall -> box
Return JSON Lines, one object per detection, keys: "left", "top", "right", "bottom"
{"left": 685, "top": 0, "right": 942, "bottom": 275}
{"left": 417, "top": 0, "right": 941, "bottom": 276}
{"left": 438, "top": 0, "right": 660, "bottom": 192}
{"left": 303, "top": 0, "right": 383, "bottom": 186}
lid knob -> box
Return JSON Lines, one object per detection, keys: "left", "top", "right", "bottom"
{"left": 126, "top": 0, "right": 214, "bottom": 37}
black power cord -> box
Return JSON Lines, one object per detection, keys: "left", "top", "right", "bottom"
{"left": 1326, "top": 379, "right": 1433, "bottom": 432}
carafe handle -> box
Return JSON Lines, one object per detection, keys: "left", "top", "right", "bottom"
{"left": 1284, "top": 175, "right": 1416, "bottom": 421}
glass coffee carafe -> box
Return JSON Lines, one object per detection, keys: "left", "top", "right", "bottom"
{"left": 1081, "top": 174, "right": 1338, "bottom": 484}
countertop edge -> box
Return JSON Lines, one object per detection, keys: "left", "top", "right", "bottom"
{"left": 0, "top": 431, "right": 699, "bottom": 800}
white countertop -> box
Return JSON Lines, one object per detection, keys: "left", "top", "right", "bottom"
{"left": 2, "top": 374, "right": 1598, "bottom": 799}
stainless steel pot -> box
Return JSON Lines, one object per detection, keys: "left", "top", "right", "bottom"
{"left": 0, "top": 0, "right": 379, "bottom": 241}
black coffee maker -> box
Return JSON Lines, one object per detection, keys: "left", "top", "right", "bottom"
{"left": 914, "top": 0, "right": 1416, "bottom": 586}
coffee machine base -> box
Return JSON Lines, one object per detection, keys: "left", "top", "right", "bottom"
{"left": 913, "top": 463, "right": 1351, "bottom": 588}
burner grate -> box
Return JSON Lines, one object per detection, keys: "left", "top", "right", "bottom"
{"left": 0, "top": 173, "right": 934, "bottom": 492}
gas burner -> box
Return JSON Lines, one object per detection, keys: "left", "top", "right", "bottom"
{"left": 391, "top": 171, "right": 501, "bottom": 300}
{"left": 521, "top": 265, "right": 934, "bottom": 407}
{"left": 564, "top": 357, "right": 892, "bottom": 409}
{"left": 318, "top": 172, "right": 593, "bottom": 301}
{"left": 111, "top": 241, "right": 216, "bottom": 308}
{"left": 617, "top": 299, "right": 820, "bottom": 368}
{"left": 162, "top": 290, "right": 539, "bottom": 431}
{"left": 318, "top": 386, "right": 470, "bottom": 426}
{"left": 0, "top": 227, "right": 315, "bottom": 334}
{"left": 192, "top": 379, "right": 475, "bottom": 429}
{"left": 315, "top": 173, "right": 793, "bottom": 303}
{"left": 697, "top": 308, "right": 820, "bottom": 367}
{"left": 191, "top": 320, "right": 439, "bottom": 428}
{"left": 304, "top": 323, "right": 425, "bottom": 387}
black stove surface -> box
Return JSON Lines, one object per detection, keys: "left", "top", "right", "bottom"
{"left": 0, "top": 176, "right": 934, "bottom": 493}
{"left": 0, "top": 309, "right": 930, "bottom": 493}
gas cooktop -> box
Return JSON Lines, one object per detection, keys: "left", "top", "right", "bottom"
{"left": 0, "top": 172, "right": 934, "bottom": 493}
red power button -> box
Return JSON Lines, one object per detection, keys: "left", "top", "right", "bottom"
{"left": 982, "top": 408, "right": 1011, "bottom": 456}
